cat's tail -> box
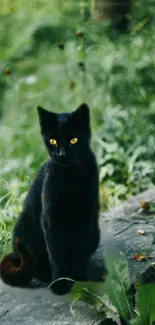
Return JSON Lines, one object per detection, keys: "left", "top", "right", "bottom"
{"left": 0, "top": 238, "right": 35, "bottom": 287}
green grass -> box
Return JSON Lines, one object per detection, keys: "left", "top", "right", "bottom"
{"left": 0, "top": 0, "right": 155, "bottom": 257}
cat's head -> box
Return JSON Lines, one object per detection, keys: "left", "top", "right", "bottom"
{"left": 37, "top": 103, "right": 91, "bottom": 162}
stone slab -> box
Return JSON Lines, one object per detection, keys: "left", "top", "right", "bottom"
{"left": 1, "top": 187, "right": 155, "bottom": 324}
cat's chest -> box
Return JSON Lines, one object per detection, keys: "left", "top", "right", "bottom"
{"left": 42, "top": 164, "right": 96, "bottom": 222}
{"left": 44, "top": 165, "right": 92, "bottom": 198}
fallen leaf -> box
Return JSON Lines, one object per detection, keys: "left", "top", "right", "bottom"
{"left": 140, "top": 200, "right": 150, "bottom": 210}
{"left": 134, "top": 254, "right": 153, "bottom": 262}
{"left": 138, "top": 229, "right": 145, "bottom": 235}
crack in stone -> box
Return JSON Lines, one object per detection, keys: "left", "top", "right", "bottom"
{"left": 0, "top": 310, "right": 9, "bottom": 318}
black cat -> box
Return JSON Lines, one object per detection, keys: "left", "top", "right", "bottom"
{"left": 0, "top": 103, "right": 100, "bottom": 295}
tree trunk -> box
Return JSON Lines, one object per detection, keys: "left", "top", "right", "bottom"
{"left": 91, "top": 0, "right": 131, "bottom": 32}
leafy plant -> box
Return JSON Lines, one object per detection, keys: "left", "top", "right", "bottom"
{"left": 71, "top": 252, "right": 133, "bottom": 324}
{"left": 71, "top": 256, "right": 155, "bottom": 325}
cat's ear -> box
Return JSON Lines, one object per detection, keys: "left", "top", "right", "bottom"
{"left": 37, "top": 106, "right": 56, "bottom": 123}
{"left": 37, "top": 106, "right": 51, "bottom": 122}
{"left": 37, "top": 106, "right": 56, "bottom": 133}
{"left": 72, "top": 103, "right": 90, "bottom": 130}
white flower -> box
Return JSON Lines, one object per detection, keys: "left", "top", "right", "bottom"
{"left": 24, "top": 75, "right": 37, "bottom": 85}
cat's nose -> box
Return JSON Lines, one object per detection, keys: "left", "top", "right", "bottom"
{"left": 59, "top": 147, "right": 66, "bottom": 156}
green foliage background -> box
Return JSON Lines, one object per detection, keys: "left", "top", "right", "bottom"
{"left": 0, "top": 0, "right": 155, "bottom": 256}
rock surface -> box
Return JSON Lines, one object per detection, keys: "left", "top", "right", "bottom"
{"left": 0, "top": 290, "right": 101, "bottom": 325}
{"left": 102, "top": 186, "right": 155, "bottom": 283}
{"left": 1, "top": 187, "right": 155, "bottom": 324}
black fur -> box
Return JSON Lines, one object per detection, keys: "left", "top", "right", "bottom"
{"left": 0, "top": 103, "right": 100, "bottom": 295}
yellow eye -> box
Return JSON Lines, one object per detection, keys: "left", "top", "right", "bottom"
{"left": 49, "top": 139, "right": 57, "bottom": 145}
{"left": 70, "top": 138, "right": 78, "bottom": 145}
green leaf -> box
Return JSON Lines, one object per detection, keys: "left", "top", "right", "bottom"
{"left": 104, "top": 256, "right": 134, "bottom": 323}
{"left": 130, "top": 284, "right": 155, "bottom": 325}
{"left": 71, "top": 246, "right": 133, "bottom": 324}
{"left": 71, "top": 284, "right": 121, "bottom": 324}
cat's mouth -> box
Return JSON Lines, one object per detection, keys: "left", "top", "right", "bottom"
{"left": 52, "top": 155, "right": 85, "bottom": 170}
{"left": 52, "top": 156, "right": 86, "bottom": 173}
{"left": 53, "top": 155, "right": 69, "bottom": 166}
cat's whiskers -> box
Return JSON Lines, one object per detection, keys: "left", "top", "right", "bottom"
{"left": 76, "top": 157, "right": 86, "bottom": 169}
{"left": 51, "top": 156, "right": 87, "bottom": 171}
{"left": 73, "top": 157, "right": 80, "bottom": 170}
{"left": 52, "top": 159, "right": 67, "bottom": 167}
{"left": 73, "top": 157, "right": 86, "bottom": 172}
{"left": 73, "top": 159, "right": 82, "bottom": 172}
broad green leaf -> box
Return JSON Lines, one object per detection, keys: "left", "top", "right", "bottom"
{"left": 130, "top": 284, "right": 155, "bottom": 325}
{"left": 71, "top": 285, "right": 121, "bottom": 325}
{"left": 105, "top": 257, "right": 134, "bottom": 323}
{"left": 71, "top": 241, "right": 133, "bottom": 324}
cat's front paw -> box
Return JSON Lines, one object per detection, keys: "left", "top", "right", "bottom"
{"left": 50, "top": 277, "right": 73, "bottom": 295}
{"left": 50, "top": 265, "right": 73, "bottom": 295}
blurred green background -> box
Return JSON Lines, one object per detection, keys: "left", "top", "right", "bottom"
{"left": 0, "top": 0, "right": 155, "bottom": 257}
